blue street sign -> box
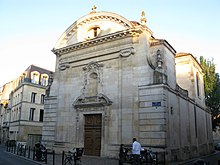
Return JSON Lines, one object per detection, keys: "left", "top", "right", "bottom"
{"left": 152, "top": 102, "right": 161, "bottom": 107}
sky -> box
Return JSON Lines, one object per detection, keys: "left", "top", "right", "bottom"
{"left": 0, "top": 0, "right": 220, "bottom": 87}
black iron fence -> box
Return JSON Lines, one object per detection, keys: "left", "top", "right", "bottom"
{"left": 6, "top": 143, "right": 83, "bottom": 165}
{"left": 6, "top": 143, "right": 165, "bottom": 165}
{"left": 6, "top": 143, "right": 49, "bottom": 164}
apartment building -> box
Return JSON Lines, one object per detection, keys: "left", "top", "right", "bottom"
{"left": 0, "top": 82, "right": 13, "bottom": 143}
{"left": 0, "top": 65, "right": 53, "bottom": 146}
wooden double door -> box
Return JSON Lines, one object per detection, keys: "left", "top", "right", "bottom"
{"left": 84, "top": 114, "right": 102, "bottom": 156}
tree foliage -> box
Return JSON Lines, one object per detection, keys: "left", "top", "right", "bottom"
{"left": 200, "top": 56, "right": 220, "bottom": 129}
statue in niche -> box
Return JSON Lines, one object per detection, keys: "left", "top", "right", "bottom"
{"left": 73, "top": 61, "right": 113, "bottom": 107}
{"left": 82, "top": 61, "right": 104, "bottom": 97}
{"left": 86, "top": 72, "right": 98, "bottom": 96}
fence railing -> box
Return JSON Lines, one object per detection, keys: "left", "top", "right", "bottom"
{"left": 6, "top": 143, "right": 49, "bottom": 164}
{"left": 6, "top": 144, "right": 165, "bottom": 165}
{"left": 6, "top": 143, "right": 82, "bottom": 165}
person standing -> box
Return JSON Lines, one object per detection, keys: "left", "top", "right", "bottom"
{"left": 119, "top": 144, "right": 125, "bottom": 165}
{"left": 132, "top": 138, "right": 141, "bottom": 165}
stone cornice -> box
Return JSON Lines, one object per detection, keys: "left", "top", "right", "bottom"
{"left": 52, "top": 28, "right": 142, "bottom": 56}
{"left": 150, "top": 38, "right": 176, "bottom": 55}
{"left": 176, "top": 52, "right": 203, "bottom": 74}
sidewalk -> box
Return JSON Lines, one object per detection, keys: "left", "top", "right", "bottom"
{"left": 46, "top": 153, "right": 128, "bottom": 165}
{"left": 2, "top": 143, "right": 217, "bottom": 165}
{"left": 2, "top": 143, "right": 127, "bottom": 165}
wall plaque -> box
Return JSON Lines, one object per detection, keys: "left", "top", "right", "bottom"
{"left": 152, "top": 102, "right": 161, "bottom": 107}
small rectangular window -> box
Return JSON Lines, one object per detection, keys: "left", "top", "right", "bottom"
{"left": 31, "top": 92, "right": 37, "bottom": 103}
{"left": 196, "top": 73, "right": 200, "bottom": 97}
{"left": 41, "top": 94, "right": 45, "bottom": 104}
{"left": 29, "top": 108, "right": 35, "bottom": 121}
{"left": 39, "top": 109, "right": 44, "bottom": 122}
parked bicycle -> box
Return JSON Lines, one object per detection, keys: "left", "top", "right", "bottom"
{"left": 18, "top": 143, "right": 26, "bottom": 156}
{"left": 64, "top": 148, "right": 84, "bottom": 165}
{"left": 119, "top": 145, "right": 141, "bottom": 164}
{"left": 142, "top": 148, "right": 156, "bottom": 164}
{"left": 119, "top": 145, "right": 157, "bottom": 165}
{"left": 17, "top": 142, "right": 27, "bottom": 156}
{"left": 35, "top": 142, "right": 47, "bottom": 161}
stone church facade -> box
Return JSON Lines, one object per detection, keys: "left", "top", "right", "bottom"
{"left": 42, "top": 9, "right": 213, "bottom": 162}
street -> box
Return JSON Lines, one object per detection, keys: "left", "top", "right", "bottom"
{"left": 179, "top": 151, "right": 220, "bottom": 165}
{"left": 1, "top": 143, "right": 220, "bottom": 165}
{"left": 205, "top": 152, "right": 220, "bottom": 165}
{"left": 0, "top": 145, "right": 39, "bottom": 165}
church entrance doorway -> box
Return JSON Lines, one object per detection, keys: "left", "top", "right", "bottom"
{"left": 84, "top": 114, "right": 102, "bottom": 156}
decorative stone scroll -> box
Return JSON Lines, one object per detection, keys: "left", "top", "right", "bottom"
{"left": 119, "top": 47, "right": 135, "bottom": 57}
{"left": 58, "top": 63, "right": 70, "bottom": 71}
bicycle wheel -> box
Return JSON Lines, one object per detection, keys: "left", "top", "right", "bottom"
{"left": 64, "top": 157, "right": 73, "bottom": 165}
{"left": 41, "top": 154, "right": 46, "bottom": 161}
{"left": 75, "top": 160, "right": 82, "bottom": 165}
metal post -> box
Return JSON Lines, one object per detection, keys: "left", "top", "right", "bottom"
{"left": 20, "top": 145, "right": 22, "bottom": 156}
{"left": 163, "top": 152, "right": 166, "bottom": 165}
{"left": 17, "top": 145, "right": 19, "bottom": 155}
{"left": 45, "top": 149, "right": 48, "bottom": 164}
{"left": 62, "top": 151, "right": 65, "bottom": 165}
{"left": 33, "top": 147, "right": 35, "bottom": 160}
{"left": 28, "top": 146, "right": 30, "bottom": 158}
{"left": 145, "top": 151, "right": 148, "bottom": 165}
{"left": 53, "top": 150, "right": 55, "bottom": 165}
{"left": 24, "top": 145, "right": 26, "bottom": 157}
{"left": 14, "top": 145, "right": 16, "bottom": 154}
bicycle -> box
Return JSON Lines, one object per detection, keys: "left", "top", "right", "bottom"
{"left": 35, "top": 142, "right": 46, "bottom": 161}
{"left": 143, "top": 149, "right": 156, "bottom": 165}
{"left": 119, "top": 146, "right": 144, "bottom": 165}
{"left": 64, "top": 148, "right": 84, "bottom": 165}
{"left": 17, "top": 143, "right": 26, "bottom": 156}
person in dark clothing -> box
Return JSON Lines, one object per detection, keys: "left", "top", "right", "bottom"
{"left": 119, "top": 144, "right": 125, "bottom": 165}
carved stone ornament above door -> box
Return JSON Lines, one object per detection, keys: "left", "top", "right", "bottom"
{"left": 73, "top": 61, "right": 112, "bottom": 108}
{"left": 73, "top": 93, "right": 112, "bottom": 108}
